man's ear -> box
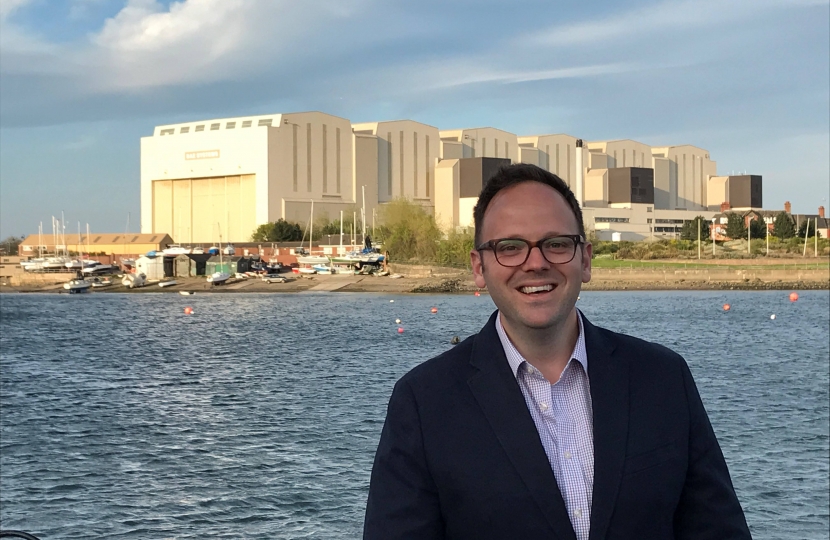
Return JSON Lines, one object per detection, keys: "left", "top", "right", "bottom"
{"left": 581, "top": 242, "right": 592, "bottom": 284}
{"left": 471, "top": 249, "right": 486, "bottom": 289}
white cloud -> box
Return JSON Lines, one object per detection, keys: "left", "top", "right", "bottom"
{"left": 526, "top": 0, "right": 825, "bottom": 47}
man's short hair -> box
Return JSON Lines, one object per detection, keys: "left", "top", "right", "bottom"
{"left": 473, "top": 163, "right": 586, "bottom": 245}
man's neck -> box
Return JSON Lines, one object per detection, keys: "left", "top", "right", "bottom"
{"left": 500, "top": 309, "right": 580, "bottom": 384}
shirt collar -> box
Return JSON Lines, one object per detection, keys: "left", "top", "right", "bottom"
{"left": 496, "top": 309, "right": 589, "bottom": 379}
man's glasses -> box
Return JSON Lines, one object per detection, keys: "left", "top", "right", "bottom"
{"left": 476, "top": 235, "right": 583, "bottom": 267}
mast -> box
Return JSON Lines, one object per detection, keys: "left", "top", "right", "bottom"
{"left": 339, "top": 210, "right": 344, "bottom": 253}
{"left": 310, "top": 199, "right": 314, "bottom": 254}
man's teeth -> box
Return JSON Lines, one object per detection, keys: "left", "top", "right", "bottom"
{"left": 520, "top": 285, "right": 554, "bottom": 294}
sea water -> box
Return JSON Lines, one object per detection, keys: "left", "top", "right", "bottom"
{"left": 1, "top": 291, "right": 828, "bottom": 539}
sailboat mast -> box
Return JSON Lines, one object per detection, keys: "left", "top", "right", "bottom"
{"left": 310, "top": 200, "right": 314, "bottom": 254}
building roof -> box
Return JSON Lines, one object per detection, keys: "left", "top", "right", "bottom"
{"left": 20, "top": 233, "right": 174, "bottom": 246}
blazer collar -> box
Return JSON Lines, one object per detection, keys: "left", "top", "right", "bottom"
{"left": 468, "top": 311, "right": 577, "bottom": 540}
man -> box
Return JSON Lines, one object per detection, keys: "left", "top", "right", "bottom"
{"left": 364, "top": 164, "right": 751, "bottom": 539}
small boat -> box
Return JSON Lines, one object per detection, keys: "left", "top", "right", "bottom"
{"left": 158, "top": 280, "right": 177, "bottom": 288}
{"left": 207, "top": 272, "right": 231, "bottom": 284}
{"left": 223, "top": 244, "right": 236, "bottom": 256}
{"left": 122, "top": 272, "right": 147, "bottom": 289}
{"left": 162, "top": 244, "right": 191, "bottom": 256}
{"left": 82, "top": 263, "right": 113, "bottom": 275}
{"left": 191, "top": 247, "right": 205, "bottom": 254}
{"left": 63, "top": 278, "right": 92, "bottom": 293}
{"left": 298, "top": 267, "right": 316, "bottom": 274}
{"left": 179, "top": 291, "right": 195, "bottom": 296}
{"left": 90, "top": 277, "right": 112, "bottom": 288}
{"left": 312, "top": 265, "right": 332, "bottom": 274}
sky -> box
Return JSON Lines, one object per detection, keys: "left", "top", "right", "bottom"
{"left": 0, "top": 0, "right": 828, "bottom": 238}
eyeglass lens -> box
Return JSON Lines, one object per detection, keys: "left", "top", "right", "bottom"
{"left": 493, "top": 237, "right": 578, "bottom": 266}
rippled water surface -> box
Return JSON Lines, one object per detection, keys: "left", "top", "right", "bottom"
{"left": 1, "top": 291, "right": 828, "bottom": 539}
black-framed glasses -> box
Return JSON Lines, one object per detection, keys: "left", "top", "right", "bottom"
{"left": 476, "top": 235, "right": 583, "bottom": 267}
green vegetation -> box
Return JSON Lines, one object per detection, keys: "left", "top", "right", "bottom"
{"left": 798, "top": 218, "right": 818, "bottom": 238}
{"left": 725, "top": 212, "right": 746, "bottom": 239}
{"left": 251, "top": 219, "right": 303, "bottom": 242}
{"left": 679, "top": 216, "right": 710, "bottom": 241}
{"left": 0, "top": 235, "right": 23, "bottom": 255}
{"left": 772, "top": 212, "right": 796, "bottom": 239}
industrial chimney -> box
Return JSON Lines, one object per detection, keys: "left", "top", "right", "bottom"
{"left": 575, "top": 139, "right": 584, "bottom": 207}
{"left": 784, "top": 201, "right": 791, "bottom": 214}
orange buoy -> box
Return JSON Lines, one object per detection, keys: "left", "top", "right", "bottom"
{"left": 397, "top": 327, "right": 404, "bottom": 334}
{"left": 430, "top": 307, "right": 438, "bottom": 314}
{"left": 722, "top": 304, "right": 730, "bottom": 311}
{"left": 789, "top": 292, "right": 799, "bottom": 302}
{"left": 184, "top": 307, "right": 193, "bottom": 315}
{"left": 474, "top": 291, "right": 481, "bottom": 297}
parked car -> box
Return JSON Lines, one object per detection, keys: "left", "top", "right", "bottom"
{"left": 262, "top": 275, "right": 287, "bottom": 284}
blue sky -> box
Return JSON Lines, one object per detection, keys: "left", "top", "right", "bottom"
{"left": 1, "top": 0, "right": 828, "bottom": 238}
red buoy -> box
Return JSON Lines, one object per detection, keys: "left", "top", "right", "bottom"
{"left": 184, "top": 307, "right": 194, "bottom": 315}
{"left": 430, "top": 307, "right": 438, "bottom": 314}
{"left": 474, "top": 291, "right": 481, "bottom": 297}
{"left": 789, "top": 292, "right": 799, "bottom": 302}
{"left": 397, "top": 327, "right": 404, "bottom": 334}
{"left": 723, "top": 304, "right": 731, "bottom": 312}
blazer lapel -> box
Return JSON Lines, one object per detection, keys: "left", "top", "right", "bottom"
{"left": 584, "top": 318, "right": 629, "bottom": 540}
{"left": 467, "top": 312, "right": 577, "bottom": 540}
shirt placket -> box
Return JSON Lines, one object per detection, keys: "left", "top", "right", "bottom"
{"left": 552, "top": 367, "right": 590, "bottom": 532}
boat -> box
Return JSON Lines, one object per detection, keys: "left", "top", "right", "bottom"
{"left": 191, "top": 247, "right": 205, "bottom": 254}
{"left": 122, "top": 272, "right": 147, "bottom": 289}
{"left": 82, "top": 262, "right": 113, "bottom": 275}
{"left": 207, "top": 224, "right": 231, "bottom": 285}
{"left": 312, "top": 264, "right": 332, "bottom": 274}
{"left": 90, "top": 277, "right": 112, "bottom": 288}
{"left": 158, "top": 280, "right": 177, "bottom": 287}
{"left": 63, "top": 277, "right": 92, "bottom": 293}
{"left": 297, "top": 255, "right": 331, "bottom": 266}
{"left": 179, "top": 290, "right": 195, "bottom": 295}
{"left": 223, "top": 244, "right": 236, "bottom": 256}
{"left": 162, "top": 244, "right": 191, "bottom": 256}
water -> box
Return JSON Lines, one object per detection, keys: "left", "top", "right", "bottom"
{"left": 1, "top": 291, "right": 827, "bottom": 539}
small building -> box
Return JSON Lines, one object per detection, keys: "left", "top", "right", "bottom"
{"left": 136, "top": 255, "right": 165, "bottom": 280}
{"left": 18, "top": 233, "right": 173, "bottom": 258}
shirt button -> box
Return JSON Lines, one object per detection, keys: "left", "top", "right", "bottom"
{"left": 564, "top": 451, "right": 572, "bottom": 460}
{"left": 524, "top": 364, "right": 533, "bottom": 374}
{"left": 573, "top": 508, "right": 582, "bottom": 518}
{"left": 539, "top": 402, "right": 549, "bottom": 411}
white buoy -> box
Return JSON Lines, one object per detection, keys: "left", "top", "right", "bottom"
{"left": 770, "top": 314, "right": 776, "bottom": 320}
{"left": 395, "top": 318, "right": 401, "bottom": 324}
{"left": 390, "top": 300, "right": 394, "bottom": 303}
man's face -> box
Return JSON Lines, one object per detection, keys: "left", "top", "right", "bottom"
{"left": 470, "top": 181, "right": 592, "bottom": 334}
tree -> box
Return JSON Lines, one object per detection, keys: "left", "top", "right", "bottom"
{"left": 772, "top": 212, "right": 796, "bottom": 239}
{"left": 748, "top": 216, "right": 767, "bottom": 240}
{"left": 251, "top": 219, "right": 303, "bottom": 242}
{"left": 797, "top": 218, "right": 816, "bottom": 238}
{"left": 378, "top": 198, "right": 441, "bottom": 261}
{"left": 724, "top": 213, "right": 746, "bottom": 240}
{"left": 680, "top": 216, "right": 711, "bottom": 241}
{"left": 0, "top": 235, "right": 24, "bottom": 255}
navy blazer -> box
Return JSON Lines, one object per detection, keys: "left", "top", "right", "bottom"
{"left": 364, "top": 311, "right": 751, "bottom": 539}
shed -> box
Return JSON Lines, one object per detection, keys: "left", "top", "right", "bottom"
{"left": 206, "top": 256, "right": 234, "bottom": 276}
{"left": 136, "top": 255, "right": 165, "bottom": 280}
{"left": 174, "top": 254, "right": 192, "bottom": 278}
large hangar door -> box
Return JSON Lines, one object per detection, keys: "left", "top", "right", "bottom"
{"left": 153, "top": 175, "right": 256, "bottom": 244}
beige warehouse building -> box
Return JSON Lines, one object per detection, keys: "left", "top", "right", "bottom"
{"left": 440, "top": 128, "right": 519, "bottom": 163}
{"left": 141, "top": 111, "right": 368, "bottom": 243}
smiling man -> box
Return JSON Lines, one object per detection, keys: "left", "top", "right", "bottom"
{"left": 364, "top": 164, "right": 751, "bottom": 540}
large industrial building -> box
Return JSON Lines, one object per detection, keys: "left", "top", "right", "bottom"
{"left": 140, "top": 110, "right": 764, "bottom": 242}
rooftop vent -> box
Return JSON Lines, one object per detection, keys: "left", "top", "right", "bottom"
{"left": 210, "top": 123, "right": 220, "bottom": 130}
{"left": 258, "top": 119, "right": 272, "bottom": 127}
{"left": 242, "top": 120, "right": 252, "bottom": 128}
{"left": 226, "top": 122, "right": 236, "bottom": 129}
{"left": 180, "top": 127, "right": 190, "bottom": 133}
{"left": 195, "top": 125, "right": 205, "bottom": 132}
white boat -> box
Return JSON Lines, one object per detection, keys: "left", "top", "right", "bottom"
{"left": 63, "top": 278, "right": 92, "bottom": 293}
{"left": 122, "top": 272, "right": 147, "bottom": 289}
{"left": 297, "top": 267, "right": 316, "bottom": 274}
{"left": 43, "top": 257, "right": 73, "bottom": 270}
{"left": 90, "top": 277, "right": 112, "bottom": 288}
{"left": 158, "top": 280, "right": 177, "bottom": 288}
{"left": 297, "top": 255, "right": 331, "bottom": 266}
{"left": 179, "top": 290, "right": 195, "bottom": 295}
{"left": 162, "top": 244, "right": 191, "bottom": 256}
{"left": 82, "top": 263, "right": 113, "bottom": 275}
{"left": 223, "top": 244, "right": 236, "bottom": 256}
{"left": 207, "top": 224, "right": 231, "bottom": 285}
{"left": 191, "top": 247, "right": 205, "bottom": 254}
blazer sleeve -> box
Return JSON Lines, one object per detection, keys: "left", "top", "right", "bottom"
{"left": 363, "top": 378, "right": 445, "bottom": 540}
{"left": 674, "top": 360, "right": 752, "bottom": 539}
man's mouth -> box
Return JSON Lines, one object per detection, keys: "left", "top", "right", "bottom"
{"left": 518, "top": 284, "right": 556, "bottom": 295}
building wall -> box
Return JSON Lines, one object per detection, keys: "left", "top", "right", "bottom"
{"left": 516, "top": 134, "right": 582, "bottom": 190}
{"left": 582, "top": 205, "right": 717, "bottom": 241}
{"left": 651, "top": 145, "right": 716, "bottom": 211}
{"left": 587, "top": 139, "right": 653, "bottom": 169}
{"left": 434, "top": 159, "right": 460, "bottom": 229}
{"left": 440, "top": 128, "right": 519, "bottom": 163}
{"left": 352, "top": 120, "right": 440, "bottom": 207}
{"left": 584, "top": 169, "right": 609, "bottom": 208}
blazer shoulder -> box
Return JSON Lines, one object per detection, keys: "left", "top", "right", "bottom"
{"left": 398, "top": 334, "right": 476, "bottom": 389}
